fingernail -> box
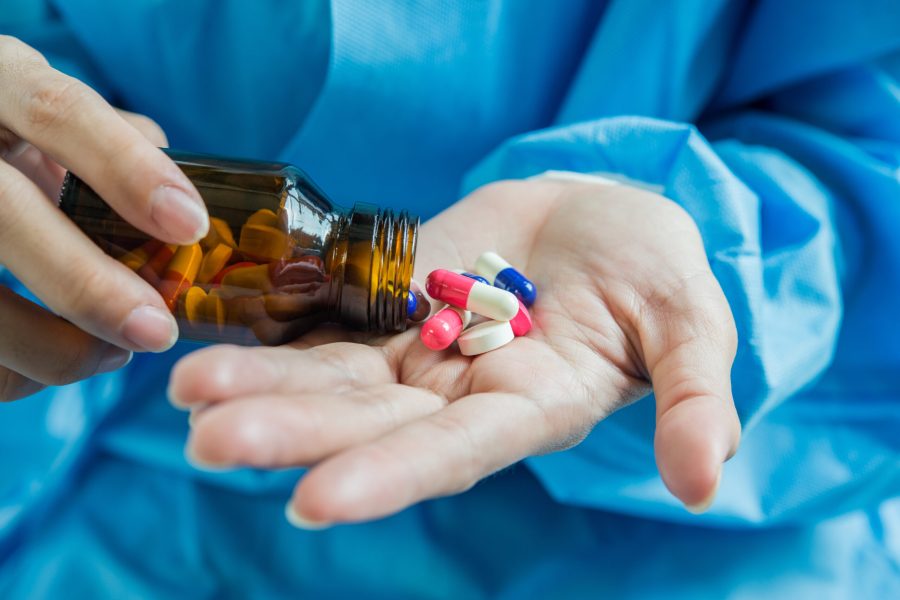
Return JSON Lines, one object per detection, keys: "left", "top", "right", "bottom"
{"left": 685, "top": 468, "right": 722, "bottom": 514}
{"left": 122, "top": 305, "right": 178, "bottom": 352}
{"left": 96, "top": 346, "right": 133, "bottom": 374}
{"left": 150, "top": 185, "right": 208, "bottom": 243}
{"left": 166, "top": 381, "right": 188, "bottom": 409}
{"left": 187, "top": 406, "right": 207, "bottom": 426}
{"left": 284, "top": 503, "right": 331, "bottom": 530}
{"left": 184, "top": 444, "right": 229, "bottom": 472}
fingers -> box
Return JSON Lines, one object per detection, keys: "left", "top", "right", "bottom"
{"left": 0, "top": 160, "right": 178, "bottom": 351}
{"left": 0, "top": 368, "right": 45, "bottom": 402}
{"left": 167, "top": 342, "right": 397, "bottom": 408}
{"left": 2, "top": 142, "right": 65, "bottom": 198}
{"left": 641, "top": 271, "right": 741, "bottom": 511}
{"left": 116, "top": 109, "right": 168, "bottom": 147}
{"left": 286, "top": 392, "right": 549, "bottom": 526}
{"left": 186, "top": 384, "right": 446, "bottom": 468}
{"left": 0, "top": 286, "right": 131, "bottom": 400}
{"left": 0, "top": 36, "right": 206, "bottom": 244}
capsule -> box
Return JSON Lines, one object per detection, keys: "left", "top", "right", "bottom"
{"left": 159, "top": 243, "right": 203, "bottom": 310}
{"left": 459, "top": 271, "right": 491, "bottom": 286}
{"left": 425, "top": 269, "right": 518, "bottom": 321}
{"left": 200, "top": 292, "right": 227, "bottom": 333}
{"left": 420, "top": 306, "right": 472, "bottom": 350}
{"left": 509, "top": 299, "right": 533, "bottom": 336}
{"left": 201, "top": 217, "right": 237, "bottom": 251}
{"left": 239, "top": 223, "right": 292, "bottom": 262}
{"left": 246, "top": 208, "right": 280, "bottom": 227}
{"left": 137, "top": 243, "right": 178, "bottom": 286}
{"left": 407, "top": 279, "right": 431, "bottom": 322}
{"left": 220, "top": 263, "right": 274, "bottom": 293}
{"left": 211, "top": 261, "right": 257, "bottom": 285}
{"left": 474, "top": 251, "right": 536, "bottom": 307}
{"left": 181, "top": 286, "right": 207, "bottom": 325}
{"left": 407, "top": 290, "right": 418, "bottom": 318}
{"left": 118, "top": 239, "right": 163, "bottom": 272}
{"left": 197, "top": 243, "right": 234, "bottom": 284}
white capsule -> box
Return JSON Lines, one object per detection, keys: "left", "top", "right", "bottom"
{"left": 457, "top": 320, "right": 515, "bottom": 356}
{"left": 467, "top": 286, "right": 518, "bottom": 321}
{"left": 474, "top": 251, "right": 509, "bottom": 282}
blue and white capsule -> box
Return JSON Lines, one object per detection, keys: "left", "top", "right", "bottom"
{"left": 474, "top": 251, "right": 537, "bottom": 307}
{"left": 460, "top": 272, "right": 491, "bottom": 286}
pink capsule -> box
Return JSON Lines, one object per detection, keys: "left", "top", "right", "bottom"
{"left": 419, "top": 306, "right": 472, "bottom": 350}
{"left": 509, "top": 300, "right": 533, "bottom": 336}
{"left": 425, "top": 269, "right": 518, "bottom": 321}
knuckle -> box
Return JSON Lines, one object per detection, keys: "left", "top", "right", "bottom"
{"left": 22, "top": 76, "right": 86, "bottom": 132}
{"left": 59, "top": 259, "right": 120, "bottom": 322}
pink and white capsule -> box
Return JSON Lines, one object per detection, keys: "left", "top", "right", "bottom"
{"left": 419, "top": 306, "right": 472, "bottom": 350}
{"left": 509, "top": 299, "right": 533, "bottom": 336}
{"left": 425, "top": 269, "right": 518, "bottom": 321}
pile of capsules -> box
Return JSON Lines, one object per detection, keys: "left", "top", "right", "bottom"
{"left": 116, "top": 209, "right": 325, "bottom": 341}
{"left": 407, "top": 252, "right": 536, "bottom": 356}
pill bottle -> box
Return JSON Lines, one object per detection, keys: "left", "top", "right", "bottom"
{"left": 59, "top": 150, "right": 418, "bottom": 346}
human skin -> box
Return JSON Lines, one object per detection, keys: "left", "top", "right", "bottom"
{"left": 0, "top": 36, "right": 209, "bottom": 401}
{"left": 169, "top": 178, "right": 742, "bottom": 524}
{"left": 0, "top": 37, "right": 740, "bottom": 524}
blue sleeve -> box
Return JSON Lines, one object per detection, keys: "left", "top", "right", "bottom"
{"left": 463, "top": 0, "right": 900, "bottom": 526}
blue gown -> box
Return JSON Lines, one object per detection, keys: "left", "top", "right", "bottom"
{"left": 1, "top": 0, "right": 899, "bottom": 597}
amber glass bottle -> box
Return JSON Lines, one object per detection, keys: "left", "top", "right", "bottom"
{"left": 59, "top": 150, "right": 418, "bottom": 345}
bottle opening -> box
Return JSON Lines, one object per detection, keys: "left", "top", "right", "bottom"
{"left": 337, "top": 203, "right": 419, "bottom": 333}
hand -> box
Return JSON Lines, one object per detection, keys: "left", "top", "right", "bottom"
{"left": 169, "top": 177, "right": 741, "bottom": 525}
{"left": 0, "top": 36, "right": 209, "bottom": 401}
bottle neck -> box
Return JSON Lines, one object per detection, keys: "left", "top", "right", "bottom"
{"left": 329, "top": 203, "right": 418, "bottom": 332}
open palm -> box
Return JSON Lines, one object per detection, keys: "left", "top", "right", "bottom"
{"left": 169, "top": 178, "right": 741, "bottom": 526}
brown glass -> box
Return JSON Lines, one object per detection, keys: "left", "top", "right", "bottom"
{"left": 58, "top": 150, "right": 418, "bottom": 345}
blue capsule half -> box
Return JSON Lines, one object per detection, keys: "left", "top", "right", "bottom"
{"left": 495, "top": 267, "right": 537, "bottom": 307}
{"left": 461, "top": 272, "right": 491, "bottom": 286}
{"left": 406, "top": 289, "right": 418, "bottom": 317}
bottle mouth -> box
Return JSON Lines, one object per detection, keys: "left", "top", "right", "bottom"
{"left": 339, "top": 203, "right": 418, "bottom": 333}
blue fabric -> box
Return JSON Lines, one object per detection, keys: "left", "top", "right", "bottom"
{"left": 1, "top": 0, "right": 899, "bottom": 596}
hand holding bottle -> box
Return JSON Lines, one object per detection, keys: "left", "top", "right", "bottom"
{"left": 0, "top": 36, "right": 208, "bottom": 401}
{"left": 170, "top": 177, "right": 742, "bottom": 525}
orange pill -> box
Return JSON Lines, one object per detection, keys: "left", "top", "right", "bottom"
{"left": 199, "top": 293, "right": 227, "bottom": 332}
{"left": 210, "top": 261, "right": 257, "bottom": 285}
{"left": 220, "top": 263, "right": 273, "bottom": 293}
{"left": 118, "top": 239, "right": 163, "bottom": 272}
{"left": 137, "top": 243, "right": 178, "bottom": 286}
{"left": 246, "top": 208, "right": 280, "bottom": 228}
{"left": 239, "top": 224, "right": 291, "bottom": 262}
{"left": 159, "top": 243, "right": 203, "bottom": 310}
{"left": 197, "top": 244, "right": 234, "bottom": 284}
{"left": 182, "top": 286, "right": 207, "bottom": 325}
{"left": 201, "top": 217, "right": 237, "bottom": 251}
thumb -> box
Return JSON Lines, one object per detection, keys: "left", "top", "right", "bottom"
{"left": 641, "top": 272, "right": 741, "bottom": 512}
